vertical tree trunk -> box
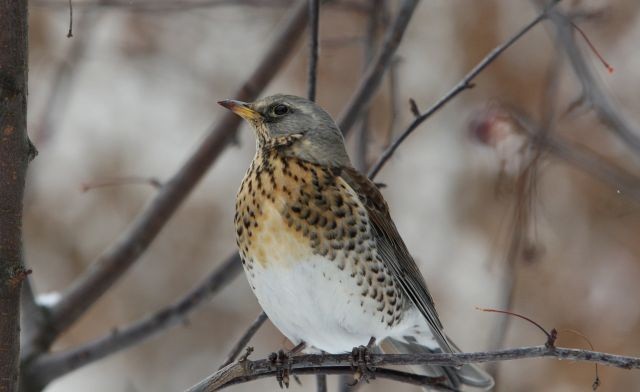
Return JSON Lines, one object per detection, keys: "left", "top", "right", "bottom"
{"left": 0, "top": 1, "right": 30, "bottom": 391}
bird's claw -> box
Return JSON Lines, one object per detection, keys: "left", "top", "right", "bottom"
{"left": 349, "top": 339, "right": 376, "bottom": 385}
{"left": 269, "top": 349, "right": 292, "bottom": 388}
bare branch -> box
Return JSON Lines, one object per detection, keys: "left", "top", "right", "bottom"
{"left": 80, "top": 176, "right": 163, "bottom": 192}
{"left": 367, "top": 0, "right": 560, "bottom": 179}
{"left": 32, "top": 0, "right": 294, "bottom": 12}
{"left": 186, "top": 345, "right": 640, "bottom": 391}
{"left": 307, "top": 0, "right": 320, "bottom": 102}
{"left": 338, "top": 0, "right": 419, "bottom": 136}
{"left": 548, "top": 10, "right": 640, "bottom": 155}
{"left": 353, "top": 0, "right": 382, "bottom": 172}
{"left": 32, "top": 11, "right": 100, "bottom": 145}
{"left": 316, "top": 374, "right": 327, "bottom": 392}
{"left": 24, "top": 0, "right": 311, "bottom": 359}
{"left": 25, "top": 253, "right": 242, "bottom": 388}
{"left": 218, "top": 312, "right": 268, "bottom": 370}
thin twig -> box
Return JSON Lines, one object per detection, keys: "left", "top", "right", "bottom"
{"left": 307, "top": 0, "right": 320, "bottom": 102}
{"left": 367, "top": 0, "right": 560, "bottom": 179}
{"left": 548, "top": 9, "right": 640, "bottom": 155}
{"left": 67, "top": 0, "right": 73, "bottom": 37}
{"left": 23, "top": 0, "right": 311, "bottom": 362}
{"left": 218, "top": 312, "right": 268, "bottom": 370}
{"left": 32, "top": 10, "right": 99, "bottom": 145}
{"left": 316, "top": 374, "right": 328, "bottom": 392}
{"left": 384, "top": 56, "right": 401, "bottom": 147}
{"left": 80, "top": 176, "right": 162, "bottom": 192}
{"left": 185, "top": 345, "right": 640, "bottom": 391}
{"left": 33, "top": 0, "right": 294, "bottom": 12}
{"left": 353, "top": 0, "right": 381, "bottom": 172}
{"left": 337, "top": 0, "right": 419, "bottom": 136}
{"left": 25, "top": 253, "right": 243, "bottom": 388}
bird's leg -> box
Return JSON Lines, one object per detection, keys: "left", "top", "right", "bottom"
{"left": 349, "top": 337, "right": 377, "bottom": 386}
{"left": 268, "top": 341, "right": 306, "bottom": 388}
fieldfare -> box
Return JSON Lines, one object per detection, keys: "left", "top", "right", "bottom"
{"left": 219, "top": 94, "right": 494, "bottom": 390}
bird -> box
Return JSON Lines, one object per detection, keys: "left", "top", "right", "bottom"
{"left": 219, "top": 94, "right": 494, "bottom": 390}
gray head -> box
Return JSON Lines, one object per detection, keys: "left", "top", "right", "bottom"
{"left": 218, "top": 94, "right": 351, "bottom": 167}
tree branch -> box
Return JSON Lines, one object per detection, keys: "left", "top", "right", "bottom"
{"left": 0, "top": 0, "right": 30, "bottom": 390}
{"left": 337, "top": 0, "right": 419, "bottom": 136}
{"left": 24, "top": 253, "right": 243, "bottom": 389}
{"left": 367, "top": 0, "right": 560, "bottom": 179}
{"left": 186, "top": 345, "right": 640, "bottom": 391}
{"left": 218, "top": 311, "right": 268, "bottom": 370}
{"left": 548, "top": 9, "right": 640, "bottom": 155}
{"left": 353, "top": 0, "right": 382, "bottom": 172}
{"left": 307, "top": 0, "right": 320, "bottom": 102}
{"left": 24, "top": 0, "right": 311, "bottom": 361}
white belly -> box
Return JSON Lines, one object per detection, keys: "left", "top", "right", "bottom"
{"left": 245, "top": 255, "right": 399, "bottom": 353}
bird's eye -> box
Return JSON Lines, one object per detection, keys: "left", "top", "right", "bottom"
{"left": 272, "top": 104, "right": 289, "bottom": 116}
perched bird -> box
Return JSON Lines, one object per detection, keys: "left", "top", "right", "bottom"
{"left": 219, "top": 94, "right": 493, "bottom": 390}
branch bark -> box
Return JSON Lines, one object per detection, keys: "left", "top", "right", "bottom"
{"left": 23, "top": 254, "right": 242, "bottom": 389}
{"left": 367, "top": 0, "right": 559, "bottom": 179}
{"left": 186, "top": 345, "right": 640, "bottom": 391}
{"left": 23, "top": 0, "right": 311, "bottom": 362}
{"left": 0, "top": 0, "right": 30, "bottom": 390}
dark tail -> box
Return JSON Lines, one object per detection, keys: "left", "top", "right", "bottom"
{"left": 385, "top": 336, "right": 494, "bottom": 391}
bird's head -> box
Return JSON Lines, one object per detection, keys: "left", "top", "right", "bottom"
{"left": 218, "top": 94, "right": 350, "bottom": 167}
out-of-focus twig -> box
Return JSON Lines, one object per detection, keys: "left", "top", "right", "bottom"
{"left": 24, "top": 253, "right": 242, "bottom": 388}
{"left": 22, "top": 0, "right": 311, "bottom": 365}
{"left": 185, "top": 345, "right": 640, "bottom": 392}
{"left": 80, "top": 176, "right": 163, "bottom": 192}
{"left": 549, "top": 10, "right": 640, "bottom": 155}
{"left": 66, "top": 0, "right": 73, "bottom": 37}
{"left": 316, "top": 374, "right": 328, "bottom": 392}
{"left": 353, "top": 0, "right": 381, "bottom": 172}
{"left": 218, "top": 311, "right": 268, "bottom": 370}
{"left": 307, "top": 0, "right": 320, "bottom": 102}
{"left": 384, "top": 56, "right": 401, "bottom": 147}
{"left": 32, "top": 10, "right": 100, "bottom": 145}
{"left": 32, "top": 0, "right": 293, "bottom": 12}
{"left": 367, "top": 0, "right": 560, "bottom": 179}
{"left": 32, "top": 0, "right": 368, "bottom": 13}
{"left": 487, "top": 46, "right": 563, "bottom": 379}
{"left": 338, "top": 0, "right": 419, "bottom": 136}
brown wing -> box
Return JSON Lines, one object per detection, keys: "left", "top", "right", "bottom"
{"left": 339, "top": 166, "right": 452, "bottom": 353}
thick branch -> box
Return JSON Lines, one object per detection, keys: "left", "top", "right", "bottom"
{"left": 24, "top": 254, "right": 242, "bottom": 388}
{"left": 0, "top": 0, "right": 30, "bottom": 390}
{"left": 187, "top": 345, "right": 640, "bottom": 391}
{"left": 337, "top": 0, "right": 419, "bottom": 135}
{"left": 25, "top": 0, "right": 310, "bottom": 358}
{"left": 367, "top": 0, "right": 559, "bottom": 179}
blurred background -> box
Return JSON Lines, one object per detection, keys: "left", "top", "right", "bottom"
{"left": 23, "top": 0, "right": 640, "bottom": 391}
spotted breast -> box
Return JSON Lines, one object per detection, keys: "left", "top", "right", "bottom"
{"left": 234, "top": 148, "right": 409, "bottom": 353}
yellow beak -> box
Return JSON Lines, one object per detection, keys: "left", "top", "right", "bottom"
{"left": 218, "top": 99, "right": 261, "bottom": 121}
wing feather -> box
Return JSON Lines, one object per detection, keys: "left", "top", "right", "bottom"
{"left": 339, "top": 167, "right": 452, "bottom": 353}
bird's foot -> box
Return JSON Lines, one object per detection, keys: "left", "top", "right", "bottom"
{"left": 269, "top": 349, "right": 292, "bottom": 388}
{"left": 268, "top": 341, "right": 306, "bottom": 389}
{"left": 349, "top": 337, "right": 377, "bottom": 386}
